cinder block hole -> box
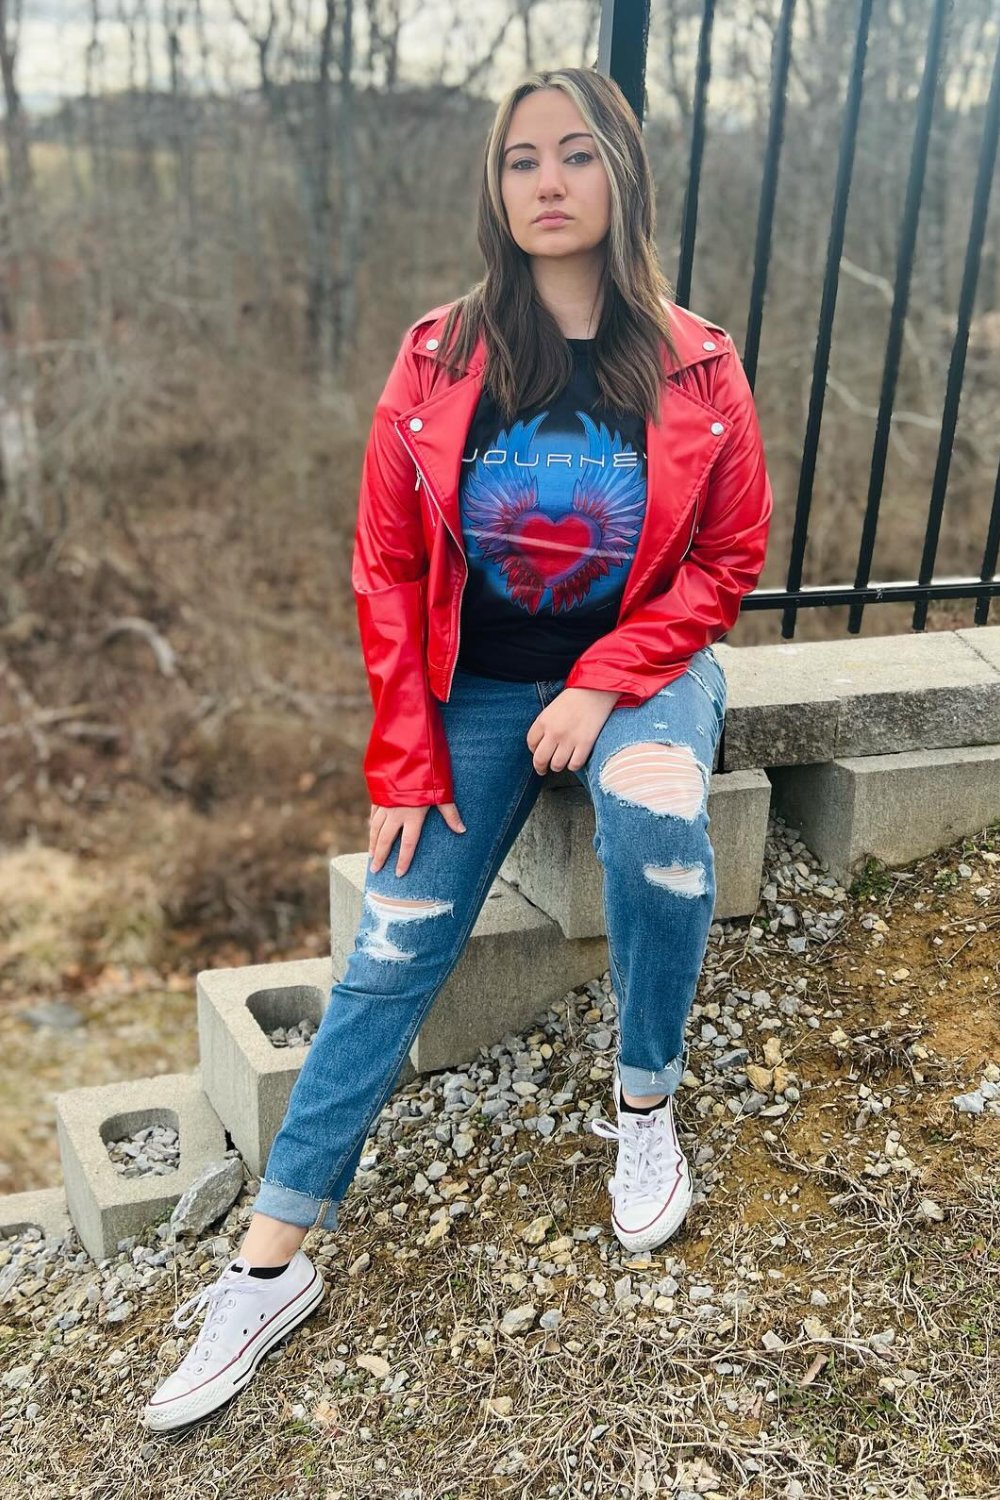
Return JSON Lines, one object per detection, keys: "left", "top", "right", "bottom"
{"left": 101, "top": 1108, "right": 181, "bottom": 1177}
{"left": 1, "top": 1223, "right": 41, "bottom": 1240}
{"left": 246, "top": 984, "right": 325, "bottom": 1047}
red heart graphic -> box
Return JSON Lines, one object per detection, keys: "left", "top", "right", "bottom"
{"left": 510, "top": 512, "right": 601, "bottom": 587}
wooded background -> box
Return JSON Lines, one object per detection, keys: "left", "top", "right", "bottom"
{"left": 0, "top": 0, "right": 997, "bottom": 921}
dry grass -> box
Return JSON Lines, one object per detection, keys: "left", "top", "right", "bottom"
{"left": 0, "top": 840, "right": 166, "bottom": 991}
{"left": 5, "top": 1141, "right": 998, "bottom": 1498}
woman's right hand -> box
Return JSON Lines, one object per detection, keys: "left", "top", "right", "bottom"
{"left": 368, "top": 801, "right": 467, "bottom": 877}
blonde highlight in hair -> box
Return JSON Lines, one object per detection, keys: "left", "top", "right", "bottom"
{"left": 430, "top": 65, "right": 682, "bottom": 427}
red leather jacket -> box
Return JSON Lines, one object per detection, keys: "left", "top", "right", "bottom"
{"left": 351, "top": 298, "right": 773, "bottom": 808}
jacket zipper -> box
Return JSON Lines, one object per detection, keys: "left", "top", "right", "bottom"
{"left": 395, "top": 422, "right": 467, "bottom": 701}
{"left": 680, "top": 495, "right": 700, "bottom": 561}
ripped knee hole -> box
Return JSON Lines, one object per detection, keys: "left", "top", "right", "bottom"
{"left": 598, "top": 741, "right": 707, "bottom": 820}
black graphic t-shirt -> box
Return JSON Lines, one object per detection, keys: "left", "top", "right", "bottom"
{"left": 455, "top": 338, "right": 648, "bottom": 681}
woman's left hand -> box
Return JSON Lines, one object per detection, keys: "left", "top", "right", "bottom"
{"left": 526, "top": 687, "right": 621, "bottom": 775}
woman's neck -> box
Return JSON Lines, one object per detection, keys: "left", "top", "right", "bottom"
{"left": 530, "top": 251, "right": 604, "bottom": 340}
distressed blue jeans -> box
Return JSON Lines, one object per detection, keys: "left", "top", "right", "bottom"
{"left": 252, "top": 643, "right": 727, "bottom": 1232}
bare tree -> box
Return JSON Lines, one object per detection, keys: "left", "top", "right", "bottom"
{"left": 229, "top": 0, "right": 349, "bottom": 377}
{"left": 0, "top": 0, "right": 41, "bottom": 545}
{"left": 163, "top": 0, "right": 200, "bottom": 288}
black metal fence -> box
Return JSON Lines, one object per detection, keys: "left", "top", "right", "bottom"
{"left": 600, "top": 0, "right": 1000, "bottom": 637}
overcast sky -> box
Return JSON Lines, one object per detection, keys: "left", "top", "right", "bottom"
{"left": 20, "top": 0, "right": 608, "bottom": 113}
{"left": 19, "top": 2, "right": 991, "bottom": 123}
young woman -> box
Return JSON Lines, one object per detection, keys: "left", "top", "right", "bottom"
{"left": 143, "top": 65, "right": 772, "bottom": 1432}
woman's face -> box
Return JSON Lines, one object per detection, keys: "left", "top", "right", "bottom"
{"left": 499, "top": 88, "right": 611, "bottom": 261}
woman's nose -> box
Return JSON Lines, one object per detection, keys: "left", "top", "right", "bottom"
{"left": 535, "top": 162, "right": 567, "bottom": 197}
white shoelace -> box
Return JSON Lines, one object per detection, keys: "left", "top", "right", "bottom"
{"left": 589, "top": 1106, "right": 684, "bottom": 1197}
{"left": 171, "top": 1266, "right": 262, "bottom": 1370}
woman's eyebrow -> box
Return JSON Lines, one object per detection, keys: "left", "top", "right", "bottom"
{"left": 502, "top": 131, "right": 594, "bottom": 157}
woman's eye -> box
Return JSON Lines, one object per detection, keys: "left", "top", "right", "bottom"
{"left": 509, "top": 152, "right": 593, "bottom": 170}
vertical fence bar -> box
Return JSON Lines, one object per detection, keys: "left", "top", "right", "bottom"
{"left": 675, "top": 0, "right": 716, "bottom": 309}
{"left": 913, "top": 20, "right": 1000, "bottom": 631}
{"left": 597, "top": 0, "right": 651, "bottom": 126}
{"left": 741, "top": 0, "right": 796, "bottom": 390}
{"left": 847, "top": 0, "right": 953, "bottom": 634}
{"left": 977, "top": 458, "right": 1000, "bottom": 625}
{"left": 781, "top": 0, "right": 874, "bottom": 639}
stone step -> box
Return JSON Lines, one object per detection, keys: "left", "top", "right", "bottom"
{"left": 768, "top": 742, "right": 1000, "bottom": 883}
{"left": 0, "top": 1187, "right": 73, "bottom": 1245}
{"left": 329, "top": 854, "right": 607, "bottom": 1073}
{"left": 716, "top": 625, "right": 1000, "bottom": 769}
{"left": 195, "top": 955, "right": 420, "bottom": 1179}
{"left": 498, "top": 770, "right": 772, "bottom": 938}
{"left": 52, "top": 1071, "right": 227, "bottom": 1263}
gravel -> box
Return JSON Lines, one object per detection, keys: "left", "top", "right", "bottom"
{"left": 0, "top": 810, "right": 993, "bottom": 1439}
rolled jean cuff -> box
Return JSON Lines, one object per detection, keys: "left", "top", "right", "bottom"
{"left": 253, "top": 1177, "right": 340, "bottom": 1232}
{"left": 618, "top": 1050, "right": 685, "bottom": 1099}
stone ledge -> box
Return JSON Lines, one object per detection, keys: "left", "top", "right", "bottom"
{"left": 768, "top": 742, "right": 1000, "bottom": 883}
{"left": 716, "top": 625, "right": 1000, "bottom": 768}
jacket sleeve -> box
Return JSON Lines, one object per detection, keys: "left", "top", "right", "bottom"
{"left": 563, "top": 340, "right": 773, "bottom": 707}
{"left": 351, "top": 330, "right": 455, "bottom": 807}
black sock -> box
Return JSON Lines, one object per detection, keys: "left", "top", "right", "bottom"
{"left": 619, "top": 1082, "right": 667, "bottom": 1115}
{"left": 245, "top": 1260, "right": 291, "bottom": 1278}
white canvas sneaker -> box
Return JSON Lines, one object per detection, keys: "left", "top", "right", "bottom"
{"left": 142, "top": 1249, "right": 326, "bottom": 1433}
{"left": 589, "top": 1066, "right": 693, "bottom": 1252}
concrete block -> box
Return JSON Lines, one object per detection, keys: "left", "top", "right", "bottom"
{"left": 53, "top": 1072, "right": 227, "bottom": 1264}
{"left": 330, "top": 853, "right": 607, "bottom": 1073}
{"left": 500, "top": 783, "right": 603, "bottom": 939}
{"left": 716, "top": 629, "right": 1000, "bottom": 768}
{"left": 499, "top": 770, "right": 771, "bottom": 935}
{"left": 768, "top": 742, "right": 1000, "bottom": 883}
{"left": 0, "top": 1187, "right": 73, "bottom": 1244}
{"left": 197, "top": 955, "right": 417, "bottom": 1178}
{"left": 707, "top": 769, "right": 773, "bottom": 919}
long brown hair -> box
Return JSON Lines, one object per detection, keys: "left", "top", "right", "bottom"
{"left": 430, "top": 66, "right": 682, "bottom": 428}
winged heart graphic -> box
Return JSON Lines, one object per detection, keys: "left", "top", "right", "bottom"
{"left": 462, "top": 411, "right": 646, "bottom": 613}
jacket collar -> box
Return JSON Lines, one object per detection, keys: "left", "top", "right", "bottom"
{"left": 410, "top": 296, "right": 727, "bottom": 380}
